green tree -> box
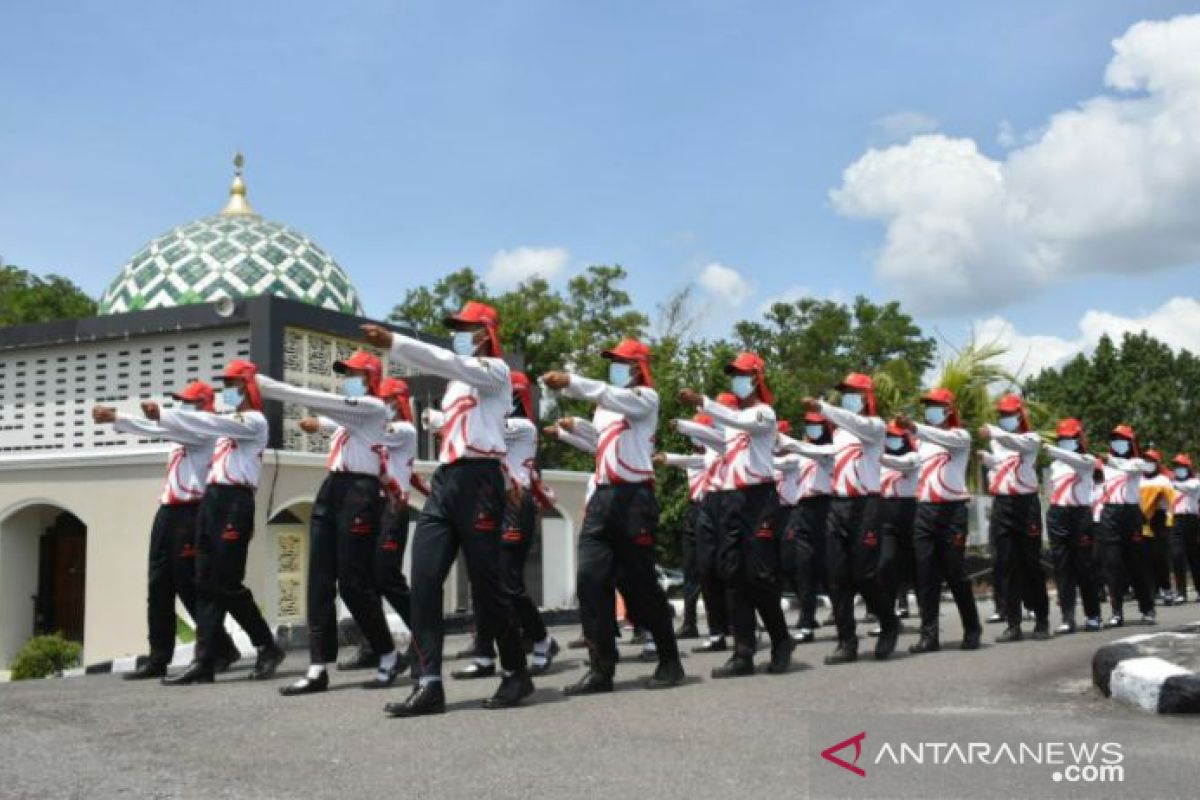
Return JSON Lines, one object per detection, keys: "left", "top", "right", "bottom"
{"left": 0, "top": 263, "right": 97, "bottom": 327}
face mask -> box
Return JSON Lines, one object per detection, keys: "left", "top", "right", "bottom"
{"left": 1057, "top": 438, "right": 1078, "bottom": 452}
{"left": 1176, "top": 467, "right": 1191, "bottom": 481}
{"left": 222, "top": 387, "right": 244, "bottom": 409}
{"left": 924, "top": 405, "right": 947, "bottom": 426}
{"left": 998, "top": 415, "right": 1020, "bottom": 433}
{"left": 342, "top": 376, "right": 367, "bottom": 397}
{"left": 731, "top": 375, "right": 755, "bottom": 400}
{"left": 805, "top": 424, "right": 825, "bottom": 441}
{"left": 1110, "top": 439, "right": 1130, "bottom": 456}
{"left": 452, "top": 330, "right": 477, "bottom": 356}
{"left": 885, "top": 435, "right": 905, "bottom": 452}
{"left": 608, "top": 362, "right": 633, "bottom": 388}
{"left": 840, "top": 393, "right": 864, "bottom": 414}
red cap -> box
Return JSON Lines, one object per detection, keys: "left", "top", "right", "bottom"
{"left": 511, "top": 370, "right": 534, "bottom": 420}
{"left": 838, "top": 372, "right": 877, "bottom": 415}
{"left": 1173, "top": 454, "right": 1194, "bottom": 469}
{"left": 444, "top": 301, "right": 502, "bottom": 356}
{"left": 886, "top": 420, "right": 907, "bottom": 437}
{"left": 804, "top": 410, "right": 827, "bottom": 425}
{"left": 1111, "top": 424, "right": 1140, "bottom": 457}
{"left": 716, "top": 392, "right": 739, "bottom": 410}
{"left": 693, "top": 413, "right": 714, "bottom": 427}
{"left": 171, "top": 380, "right": 215, "bottom": 412}
{"left": 219, "top": 359, "right": 262, "bottom": 411}
{"left": 725, "top": 351, "right": 773, "bottom": 404}
{"left": 1056, "top": 418, "right": 1083, "bottom": 438}
{"left": 777, "top": 420, "right": 792, "bottom": 436}
{"left": 1144, "top": 448, "right": 1163, "bottom": 464}
{"left": 602, "top": 338, "right": 653, "bottom": 387}
{"left": 920, "top": 387, "right": 960, "bottom": 427}
{"left": 334, "top": 350, "right": 383, "bottom": 395}
{"left": 377, "top": 377, "right": 413, "bottom": 422}
{"left": 995, "top": 393, "right": 1031, "bottom": 432}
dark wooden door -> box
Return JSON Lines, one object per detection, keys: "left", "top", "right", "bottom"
{"left": 52, "top": 533, "right": 86, "bottom": 643}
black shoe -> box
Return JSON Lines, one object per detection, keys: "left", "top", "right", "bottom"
{"left": 213, "top": 646, "right": 242, "bottom": 674}
{"left": 691, "top": 638, "right": 727, "bottom": 653}
{"left": 792, "top": 628, "right": 815, "bottom": 644}
{"left": 364, "top": 652, "right": 409, "bottom": 689}
{"left": 482, "top": 671, "right": 535, "bottom": 709}
{"left": 337, "top": 647, "right": 380, "bottom": 671}
{"left": 567, "top": 636, "right": 588, "bottom": 650}
{"left": 986, "top": 611, "right": 1004, "bottom": 624}
{"left": 452, "top": 661, "right": 496, "bottom": 680}
{"left": 1140, "top": 612, "right": 1157, "bottom": 626}
{"left": 897, "top": 605, "right": 911, "bottom": 619}
{"left": 124, "top": 657, "right": 169, "bottom": 680}
{"left": 1105, "top": 614, "right": 1124, "bottom": 629}
{"left": 1030, "top": 621, "right": 1051, "bottom": 641}
{"left": 563, "top": 668, "right": 614, "bottom": 695}
{"left": 646, "top": 658, "right": 686, "bottom": 689}
{"left": 909, "top": 635, "right": 940, "bottom": 654}
{"left": 710, "top": 655, "right": 755, "bottom": 679}
{"left": 674, "top": 622, "right": 700, "bottom": 639}
{"left": 629, "top": 631, "right": 648, "bottom": 646}
{"left": 162, "top": 661, "right": 214, "bottom": 686}
{"left": 1056, "top": 619, "right": 1077, "bottom": 635}
{"left": 530, "top": 638, "right": 561, "bottom": 676}
{"left": 455, "top": 640, "right": 481, "bottom": 660}
{"left": 862, "top": 612, "right": 878, "bottom": 624}
{"left": 996, "top": 626, "right": 1023, "bottom": 644}
{"left": 961, "top": 628, "right": 982, "bottom": 650}
{"left": 249, "top": 643, "right": 286, "bottom": 680}
{"left": 280, "top": 671, "right": 329, "bottom": 696}
{"left": 768, "top": 638, "right": 796, "bottom": 674}
{"left": 874, "top": 620, "right": 900, "bottom": 660}
{"left": 824, "top": 642, "right": 858, "bottom": 665}
{"left": 638, "top": 649, "right": 659, "bottom": 663}
{"left": 385, "top": 681, "right": 446, "bottom": 717}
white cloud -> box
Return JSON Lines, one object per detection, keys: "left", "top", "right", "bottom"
{"left": 996, "top": 119, "right": 1017, "bottom": 148}
{"left": 874, "top": 111, "right": 940, "bottom": 140}
{"left": 485, "top": 246, "right": 569, "bottom": 289}
{"left": 697, "top": 262, "right": 752, "bottom": 307}
{"left": 832, "top": 13, "right": 1200, "bottom": 315}
{"left": 972, "top": 296, "right": 1200, "bottom": 379}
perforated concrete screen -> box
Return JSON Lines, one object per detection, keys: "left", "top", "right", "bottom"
{"left": 0, "top": 326, "right": 251, "bottom": 453}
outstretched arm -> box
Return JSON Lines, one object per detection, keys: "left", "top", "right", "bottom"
{"left": 257, "top": 376, "right": 387, "bottom": 429}
{"left": 819, "top": 400, "right": 885, "bottom": 442}
{"left": 159, "top": 408, "right": 267, "bottom": 441}
{"left": 561, "top": 374, "right": 657, "bottom": 419}
{"left": 702, "top": 397, "right": 775, "bottom": 433}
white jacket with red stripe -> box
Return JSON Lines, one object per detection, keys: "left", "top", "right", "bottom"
{"left": 701, "top": 397, "right": 776, "bottom": 491}
{"left": 775, "top": 434, "right": 833, "bottom": 499}
{"left": 1044, "top": 444, "right": 1094, "bottom": 507}
{"left": 379, "top": 420, "right": 418, "bottom": 501}
{"left": 158, "top": 408, "right": 269, "bottom": 489}
{"left": 257, "top": 376, "right": 388, "bottom": 475}
{"left": 981, "top": 426, "right": 1041, "bottom": 496}
{"left": 662, "top": 452, "right": 707, "bottom": 501}
{"left": 1100, "top": 456, "right": 1155, "bottom": 506}
{"left": 880, "top": 451, "right": 919, "bottom": 499}
{"left": 562, "top": 375, "right": 657, "bottom": 486}
{"left": 503, "top": 417, "right": 538, "bottom": 490}
{"left": 912, "top": 422, "right": 971, "bottom": 503}
{"left": 114, "top": 414, "right": 214, "bottom": 505}
{"left": 674, "top": 418, "right": 726, "bottom": 497}
{"left": 1172, "top": 478, "right": 1200, "bottom": 516}
{"left": 779, "top": 401, "right": 884, "bottom": 497}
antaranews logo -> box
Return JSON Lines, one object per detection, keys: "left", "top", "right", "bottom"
{"left": 821, "top": 732, "right": 867, "bottom": 777}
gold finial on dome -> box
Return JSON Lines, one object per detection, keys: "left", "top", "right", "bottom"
{"left": 220, "top": 151, "right": 258, "bottom": 217}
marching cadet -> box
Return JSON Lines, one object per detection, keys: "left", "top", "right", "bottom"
{"left": 906, "top": 388, "right": 982, "bottom": 653}
{"left": 879, "top": 419, "right": 920, "bottom": 623}
{"left": 774, "top": 421, "right": 803, "bottom": 632}
{"left": 780, "top": 374, "right": 898, "bottom": 663}
{"left": 453, "top": 370, "right": 561, "bottom": 679}
{"left": 93, "top": 382, "right": 239, "bottom": 679}
{"left": 1169, "top": 454, "right": 1200, "bottom": 603}
{"left": 978, "top": 394, "right": 1051, "bottom": 642}
{"left": 541, "top": 338, "right": 686, "bottom": 694}
{"left": 779, "top": 411, "right": 834, "bottom": 643}
{"left": 257, "top": 352, "right": 404, "bottom": 695}
{"left": 1139, "top": 449, "right": 1177, "bottom": 604}
{"left": 151, "top": 360, "right": 286, "bottom": 685}
{"left": 1098, "top": 425, "right": 1157, "bottom": 627}
{"left": 1043, "top": 419, "right": 1102, "bottom": 633}
{"left": 362, "top": 303, "right": 534, "bottom": 716}
{"left": 680, "top": 353, "right": 795, "bottom": 678}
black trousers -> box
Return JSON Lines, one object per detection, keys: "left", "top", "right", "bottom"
{"left": 787, "top": 495, "right": 831, "bottom": 629}
{"left": 409, "top": 459, "right": 526, "bottom": 678}
{"left": 577, "top": 483, "right": 679, "bottom": 672}
{"left": 193, "top": 485, "right": 274, "bottom": 667}
{"left": 680, "top": 501, "right": 702, "bottom": 627}
{"left": 145, "top": 503, "right": 235, "bottom": 661}
{"left": 826, "top": 495, "right": 894, "bottom": 646}
{"left": 376, "top": 500, "right": 412, "bottom": 624}
{"left": 1170, "top": 514, "right": 1200, "bottom": 598}
{"left": 991, "top": 494, "right": 1049, "bottom": 627}
{"left": 913, "top": 501, "right": 981, "bottom": 639}
{"left": 1099, "top": 503, "right": 1155, "bottom": 617}
{"left": 1147, "top": 509, "right": 1171, "bottom": 593}
{"left": 716, "top": 483, "right": 789, "bottom": 658}
{"left": 479, "top": 489, "right": 548, "bottom": 659}
{"left": 1047, "top": 505, "right": 1101, "bottom": 621}
{"left": 879, "top": 497, "right": 917, "bottom": 616}
{"left": 695, "top": 491, "right": 732, "bottom": 637}
{"left": 307, "top": 473, "right": 394, "bottom": 664}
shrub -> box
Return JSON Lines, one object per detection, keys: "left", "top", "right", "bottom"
{"left": 10, "top": 634, "right": 82, "bottom": 680}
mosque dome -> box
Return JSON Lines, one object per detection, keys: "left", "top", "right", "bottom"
{"left": 98, "top": 154, "right": 363, "bottom": 316}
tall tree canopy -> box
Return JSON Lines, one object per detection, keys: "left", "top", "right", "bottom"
{"left": 0, "top": 263, "right": 97, "bottom": 327}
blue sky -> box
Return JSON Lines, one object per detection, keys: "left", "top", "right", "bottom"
{"left": 3, "top": 2, "right": 1200, "bottom": 375}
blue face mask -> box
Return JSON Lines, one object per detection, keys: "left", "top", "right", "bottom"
{"left": 1176, "top": 467, "right": 1191, "bottom": 481}
{"left": 452, "top": 331, "right": 477, "bottom": 356}
{"left": 924, "top": 405, "right": 947, "bottom": 426}
{"left": 222, "top": 387, "right": 244, "bottom": 409}
{"left": 805, "top": 424, "right": 825, "bottom": 441}
{"left": 342, "top": 376, "right": 367, "bottom": 397}
{"left": 1110, "top": 439, "right": 1131, "bottom": 456}
{"left": 608, "top": 362, "right": 633, "bottom": 388}
{"left": 731, "top": 375, "right": 755, "bottom": 400}
{"left": 998, "top": 415, "right": 1020, "bottom": 433}
{"left": 885, "top": 435, "right": 905, "bottom": 452}
{"left": 840, "top": 393, "right": 864, "bottom": 414}
{"left": 1057, "top": 438, "right": 1079, "bottom": 452}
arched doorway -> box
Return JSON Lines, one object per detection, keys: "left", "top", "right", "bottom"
{"left": 0, "top": 504, "right": 87, "bottom": 666}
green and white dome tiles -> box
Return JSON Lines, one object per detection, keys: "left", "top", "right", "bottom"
{"left": 98, "top": 156, "right": 363, "bottom": 316}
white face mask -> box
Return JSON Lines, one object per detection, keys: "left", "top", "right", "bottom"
{"left": 342, "top": 376, "right": 367, "bottom": 397}
{"left": 998, "top": 415, "right": 1020, "bottom": 433}
{"left": 924, "top": 405, "right": 947, "bottom": 426}
{"left": 1057, "top": 438, "right": 1079, "bottom": 452}
{"left": 840, "top": 393, "right": 864, "bottom": 414}
{"left": 804, "top": 424, "right": 825, "bottom": 441}
{"left": 1110, "top": 439, "right": 1131, "bottom": 456}
{"left": 222, "top": 387, "right": 244, "bottom": 409}
{"left": 1176, "top": 467, "right": 1191, "bottom": 481}
{"left": 885, "top": 435, "right": 905, "bottom": 451}
{"left": 730, "top": 375, "right": 755, "bottom": 400}
{"left": 452, "top": 331, "right": 477, "bottom": 356}
{"left": 608, "top": 362, "right": 634, "bottom": 388}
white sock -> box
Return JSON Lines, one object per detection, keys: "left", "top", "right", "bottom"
{"left": 709, "top": 634, "right": 724, "bottom": 643}
{"left": 305, "top": 664, "right": 326, "bottom": 680}
{"left": 377, "top": 650, "right": 398, "bottom": 676}
{"left": 473, "top": 657, "right": 496, "bottom": 667}
{"left": 533, "top": 636, "right": 553, "bottom": 656}
{"left": 419, "top": 675, "right": 442, "bottom": 686}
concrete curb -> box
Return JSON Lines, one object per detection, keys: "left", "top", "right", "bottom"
{"left": 1092, "top": 625, "right": 1200, "bottom": 714}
